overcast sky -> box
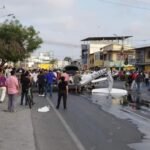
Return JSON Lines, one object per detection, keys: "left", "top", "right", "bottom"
{"left": 1, "top": 0, "right": 150, "bottom": 60}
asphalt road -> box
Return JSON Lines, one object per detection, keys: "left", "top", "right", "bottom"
{"left": 31, "top": 92, "right": 143, "bottom": 150}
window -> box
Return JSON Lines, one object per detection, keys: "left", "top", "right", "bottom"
{"left": 108, "top": 54, "right": 112, "bottom": 61}
{"left": 147, "top": 50, "right": 150, "bottom": 59}
{"left": 117, "top": 54, "right": 120, "bottom": 60}
{"left": 100, "top": 53, "right": 103, "bottom": 60}
{"left": 103, "top": 54, "right": 107, "bottom": 60}
{"left": 95, "top": 53, "right": 100, "bottom": 60}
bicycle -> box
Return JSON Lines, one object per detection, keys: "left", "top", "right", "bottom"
{"left": 27, "top": 87, "right": 34, "bottom": 109}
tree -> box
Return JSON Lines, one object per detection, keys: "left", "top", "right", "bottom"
{"left": 49, "top": 58, "right": 58, "bottom": 68}
{"left": 64, "top": 57, "right": 72, "bottom": 62}
{"left": 0, "top": 19, "right": 43, "bottom": 67}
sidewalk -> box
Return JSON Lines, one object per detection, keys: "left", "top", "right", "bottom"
{"left": 0, "top": 97, "right": 35, "bottom": 150}
{"left": 0, "top": 95, "right": 79, "bottom": 150}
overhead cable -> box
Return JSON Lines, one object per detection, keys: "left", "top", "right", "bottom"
{"left": 97, "top": 0, "right": 150, "bottom": 11}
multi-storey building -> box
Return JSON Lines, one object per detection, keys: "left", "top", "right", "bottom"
{"left": 81, "top": 36, "right": 133, "bottom": 70}
{"left": 102, "top": 44, "right": 134, "bottom": 69}
{"left": 135, "top": 46, "right": 150, "bottom": 71}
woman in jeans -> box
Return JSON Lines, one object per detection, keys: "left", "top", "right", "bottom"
{"left": 5, "top": 70, "right": 19, "bottom": 112}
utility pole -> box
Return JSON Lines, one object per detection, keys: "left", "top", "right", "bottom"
{"left": 120, "top": 36, "right": 124, "bottom": 71}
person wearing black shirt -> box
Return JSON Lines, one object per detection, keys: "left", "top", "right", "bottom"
{"left": 20, "top": 71, "right": 31, "bottom": 105}
{"left": 37, "top": 70, "right": 45, "bottom": 96}
{"left": 56, "top": 76, "right": 68, "bottom": 110}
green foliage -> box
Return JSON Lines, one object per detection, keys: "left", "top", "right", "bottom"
{"left": 0, "top": 19, "right": 43, "bottom": 65}
{"left": 50, "top": 58, "right": 58, "bottom": 64}
{"left": 64, "top": 57, "right": 72, "bottom": 62}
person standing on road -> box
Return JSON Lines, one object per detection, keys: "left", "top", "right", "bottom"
{"left": 45, "top": 70, "right": 56, "bottom": 97}
{"left": 144, "top": 72, "right": 149, "bottom": 87}
{"left": 37, "top": 70, "right": 45, "bottom": 96}
{"left": 0, "top": 69, "right": 6, "bottom": 103}
{"left": 61, "top": 70, "right": 69, "bottom": 83}
{"left": 56, "top": 76, "right": 68, "bottom": 110}
{"left": 135, "top": 72, "right": 143, "bottom": 93}
{"left": 73, "top": 71, "right": 81, "bottom": 93}
{"left": 5, "top": 70, "right": 19, "bottom": 112}
{"left": 20, "top": 71, "right": 31, "bottom": 105}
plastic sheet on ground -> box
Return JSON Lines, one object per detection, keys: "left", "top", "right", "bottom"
{"left": 38, "top": 106, "right": 50, "bottom": 112}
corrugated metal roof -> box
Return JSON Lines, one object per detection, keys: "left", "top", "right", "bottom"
{"left": 81, "top": 36, "right": 132, "bottom": 41}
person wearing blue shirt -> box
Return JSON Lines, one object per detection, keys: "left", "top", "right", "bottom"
{"left": 44, "top": 70, "right": 56, "bottom": 97}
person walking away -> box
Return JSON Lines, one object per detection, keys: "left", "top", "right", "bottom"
{"left": 56, "top": 77, "right": 68, "bottom": 110}
{"left": 37, "top": 70, "right": 45, "bottom": 96}
{"left": 5, "top": 70, "right": 19, "bottom": 112}
{"left": 0, "top": 69, "right": 6, "bottom": 103}
{"left": 45, "top": 70, "right": 56, "bottom": 97}
{"left": 20, "top": 71, "right": 31, "bottom": 105}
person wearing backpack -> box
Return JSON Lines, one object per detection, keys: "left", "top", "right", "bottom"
{"left": 56, "top": 76, "right": 68, "bottom": 110}
{"left": 0, "top": 69, "right": 6, "bottom": 103}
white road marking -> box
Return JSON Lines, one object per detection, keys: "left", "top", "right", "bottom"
{"left": 46, "top": 97, "right": 86, "bottom": 150}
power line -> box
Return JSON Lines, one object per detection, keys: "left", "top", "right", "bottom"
{"left": 0, "top": 5, "right": 5, "bottom": 9}
{"left": 44, "top": 40, "right": 80, "bottom": 48}
{"left": 97, "top": 0, "right": 150, "bottom": 11}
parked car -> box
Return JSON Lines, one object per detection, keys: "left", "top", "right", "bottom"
{"left": 63, "top": 65, "right": 79, "bottom": 76}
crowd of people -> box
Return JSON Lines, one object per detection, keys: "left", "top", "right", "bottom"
{"left": 113, "top": 70, "right": 150, "bottom": 92}
{"left": 0, "top": 66, "right": 82, "bottom": 112}
{"left": 0, "top": 66, "right": 149, "bottom": 112}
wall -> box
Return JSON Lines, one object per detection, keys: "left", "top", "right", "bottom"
{"left": 89, "top": 44, "right": 107, "bottom": 54}
{"left": 145, "top": 48, "right": 150, "bottom": 63}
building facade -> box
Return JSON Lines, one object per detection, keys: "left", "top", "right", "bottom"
{"left": 135, "top": 46, "right": 150, "bottom": 71}
{"left": 81, "top": 36, "right": 133, "bottom": 70}
{"left": 102, "top": 44, "right": 135, "bottom": 69}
